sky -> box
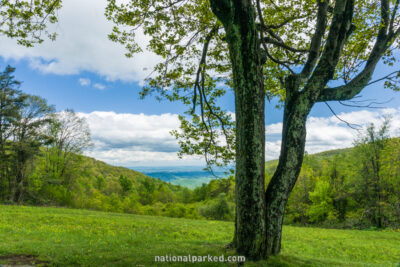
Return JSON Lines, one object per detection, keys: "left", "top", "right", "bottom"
{"left": 0, "top": 0, "right": 399, "bottom": 167}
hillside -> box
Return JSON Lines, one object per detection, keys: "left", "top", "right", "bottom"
{"left": 75, "top": 155, "right": 182, "bottom": 192}
{"left": 1, "top": 137, "right": 398, "bottom": 228}
{"left": 265, "top": 147, "right": 354, "bottom": 176}
{"left": 0, "top": 205, "right": 399, "bottom": 266}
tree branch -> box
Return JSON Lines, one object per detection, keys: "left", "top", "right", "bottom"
{"left": 299, "top": 0, "right": 329, "bottom": 79}
{"left": 305, "top": 0, "right": 355, "bottom": 90}
{"left": 325, "top": 101, "right": 361, "bottom": 130}
{"left": 389, "top": 0, "right": 400, "bottom": 33}
{"left": 263, "top": 15, "right": 308, "bottom": 30}
{"left": 209, "top": 0, "right": 234, "bottom": 26}
{"left": 263, "top": 36, "right": 308, "bottom": 53}
{"left": 339, "top": 97, "right": 394, "bottom": 109}
{"left": 192, "top": 26, "right": 219, "bottom": 114}
{"left": 317, "top": 0, "right": 399, "bottom": 102}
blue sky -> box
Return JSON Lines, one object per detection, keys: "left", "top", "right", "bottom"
{"left": 3, "top": 56, "right": 400, "bottom": 123}
{"left": 0, "top": 0, "right": 399, "bottom": 167}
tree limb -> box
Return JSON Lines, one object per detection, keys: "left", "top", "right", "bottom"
{"left": 317, "top": 0, "right": 399, "bottom": 102}
{"left": 263, "top": 36, "right": 308, "bottom": 53}
{"left": 192, "top": 26, "right": 219, "bottom": 114}
{"left": 299, "top": 0, "right": 329, "bottom": 79}
{"left": 325, "top": 101, "right": 361, "bottom": 130}
{"left": 305, "top": 0, "right": 355, "bottom": 90}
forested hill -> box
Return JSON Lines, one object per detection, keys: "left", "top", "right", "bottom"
{"left": 265, "top": 137, "right": 400, "bottom": 229}
{"left": 265, "top": 147, "right": 354, "bottom": 176}
{"left": 15, "top": 152, "right": 199, "bottom": 216}
{"left": 77, "top": 155, "right": 174, "bottom": 191}
{"left": 2, "top": 133, "right": 399, "bottom": 229}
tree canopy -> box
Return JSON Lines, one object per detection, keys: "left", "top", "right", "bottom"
{"left": 106, "top": 0, "right": 400, "bottom": 167}
{"left": 106, "top": 0, "right": 400, "bottom": 260}
{"left": 0, "top": 0, "right": 62, "bottom": 46}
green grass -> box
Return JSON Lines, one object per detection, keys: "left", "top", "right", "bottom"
{"left": 0, "top": 205, "right": 399, "bottom": 266}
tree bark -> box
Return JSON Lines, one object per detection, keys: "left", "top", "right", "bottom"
{"left": 210, "top": 0, "right": 267, "bottom": 259}
{"left": 265, "top": 88, "right": 312, "bottom": 255}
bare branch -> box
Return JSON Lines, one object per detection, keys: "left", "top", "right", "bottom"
{"left": 339, "top": 97, "right": 394, "bottom": 109}
{"left": 325, "top": 101, "right": 361, "bottom": 130}
{"left": 365, "top": 70, "right": 400, "bottom": 86}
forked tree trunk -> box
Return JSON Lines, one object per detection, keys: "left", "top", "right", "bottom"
{"left": 265, "top": 91, "right": 312, "bottom": 255}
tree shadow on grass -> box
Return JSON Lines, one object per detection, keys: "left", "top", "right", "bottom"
{"left": 0, "top": 254, "right": 48, "bottom": 266}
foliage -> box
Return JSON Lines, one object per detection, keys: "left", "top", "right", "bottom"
{"left": 281, "top": 122, "right": 400, "bottom": 229}
{"left": 1, "top": 65, "right": 399, "bottom": 230}
{"left": 119, "top": 174, "right": 133, "bottom": 193}
{"left": 105, "top": 0, "right": 400, "bottom": 168}
{"left": 0, "top": 66, "right": 55, "bottom": 202}
{"left": 0, "top": 0, "right": 62, "bottom": 46}
{"left": 198, "top": 193, "right": 234, "bottom": 221}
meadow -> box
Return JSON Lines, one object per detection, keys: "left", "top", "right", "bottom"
{"left": 0, "top": 205, "right": 399, "bottom": 266}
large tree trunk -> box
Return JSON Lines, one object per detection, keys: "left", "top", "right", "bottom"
{"left": 265, "top": 91, "right": 312, "bottom": 256}
{"left": 211, "top": 1, "right": 267, "bottom": 259}
{"left": 233, "top": 55, "right": 266, "bottom": 259}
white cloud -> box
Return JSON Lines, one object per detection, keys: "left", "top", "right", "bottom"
{"left": 0, "top": 0, "right": 160, "bottom": 84}
{"left": 78, "top": 111, "right": 204, "bottom": 166}
{"left": 265, "top": 108, "right": 400, "bottom": 160}
{"left": 93, "top": 83, "right": 105, "bottom": 90}
{"left": 76, "top": 108, "right": 400, "bottom": 166}
{"left": 79, "top": 78, "right": 91, "bottom": 86}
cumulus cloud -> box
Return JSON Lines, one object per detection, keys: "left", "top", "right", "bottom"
{"left": 0, "top": 0, "right": 160, "bottom": 84}
{"left": 79, "top": 78, "right": 91, "bottom": 86}
{"left": 78, "top": 111, "right": 204, "bottom": 166}
{"left": 77, "top": 108, "right": 400, "bottom": 166}
{"left": 265, "top": 108, "right": 400, "bottom": 160}
{"left": 93, "top": 83, "right": 106, "bottom": 90}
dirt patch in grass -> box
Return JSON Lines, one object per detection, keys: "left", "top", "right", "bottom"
{"left": 0, "top": 254, "right": 48, "bottom": 266}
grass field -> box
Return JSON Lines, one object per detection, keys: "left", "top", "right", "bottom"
{"left": 0, "top": 205, "right": 399, "bottom": 266}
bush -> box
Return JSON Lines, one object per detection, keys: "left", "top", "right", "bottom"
{"left": 199, "top": 193, "right": 234, "bottom": 221}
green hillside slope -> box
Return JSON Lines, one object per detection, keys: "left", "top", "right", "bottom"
{"left": 0, "top": 205, "right": 399, "bottom": 266}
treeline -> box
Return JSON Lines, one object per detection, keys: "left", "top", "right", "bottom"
{"left": 187, "top": 119, "right": 400, "bottom": 229}
{"left": 283, "top": 121, "right": 400, "bottom": 229}
{"left": 0, "top": 66, "right": 234, "bottom": 220}
{"left": 0, "top": 66, "right": 92, "bottom": 202}
{"left": 1, "top": 66, "right": 398, "bottom": 229}
{"left": 57, "top": 156, "right": 236, "bottom": 221}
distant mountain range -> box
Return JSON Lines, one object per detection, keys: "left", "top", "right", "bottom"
{"left": 132, "top": 166, "right": 232, "bottom": 188}
{"left": 132, "top": 148, "right": 356, "bottom": 188}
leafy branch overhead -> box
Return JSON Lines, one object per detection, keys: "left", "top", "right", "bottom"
{"left": 0, "top": 0, "right": 62, "bottom": 46}
{"left": 106, "top": 0, "right": 400, "bottom": 168}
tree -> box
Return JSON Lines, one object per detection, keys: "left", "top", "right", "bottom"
{"left": 10, "top": 94, "right": 54, "bottom": 202}
{"left": 328, "top": 155, "right": 351, "bottom": 222}
{"left": 0, "top": 66, "right": 26, "bottom": 199}
{"left": 106, "top": 0, "right": 400, "bottom": 259}
{"left": 0, "top": 0, "right": 62, "bottom": 46}
{"left": 354, "top": 119, "right": 391, "bottom": 228}
{"left": 44, "top": 109, "right": 92, "bottom": 187}
{"left": 380, "top": 137, "right": 400, "bottom": 226}
{"left": 119, "top": 174, "right": 133, "bottom": 193}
